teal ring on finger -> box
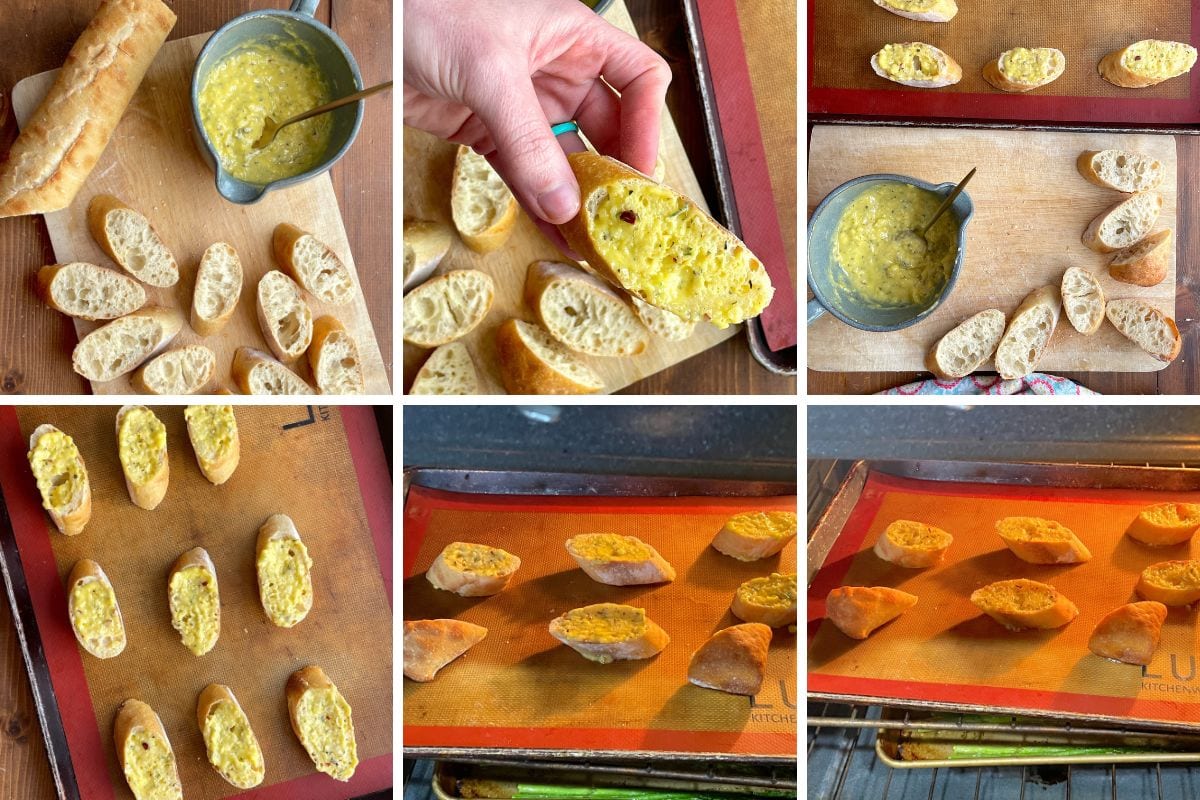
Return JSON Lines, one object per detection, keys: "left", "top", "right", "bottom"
{"left": 551, "top": 121, "right": 579, "bottom": 136}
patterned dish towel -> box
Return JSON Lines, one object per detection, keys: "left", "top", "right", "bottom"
{"left": 881, "top": 374, "right": 1099, "bottom": 396}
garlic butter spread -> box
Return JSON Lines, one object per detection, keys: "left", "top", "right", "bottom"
{"left": 70, "top": 578, "right": 123, "bottom": 645}
{"left": 737, "top": 573, "right": 798, "bottom": 608}
{"left": 881, "top": 0, "right": 938, "bottom": 10}
{"left": 169, "top": 566, "right": 219, "bottom": 655}
{"left": 1143, "top": 560, "right": 1200, "bottom": 589}
{"left": 1141, "top": 503, "right": 1200, "bottom": 526}
{"left": 184, "top": 404, "right": 236, "bottom": 461}
{"left": 118, "top": 407, "right": 166, "bottom": 485}
{"left": 1122, "top": 40, "right": 1197, "bottom": 81}
{"left": 875, "top": 43, "right": 942, "bottom": 81}
{"left": 1001, "top": 48, "right": 1060, "bottom": 83}
{"left": 122, "top": 729, "right": 181, "bottom": 800}
{"left": 568, "top": 533, "right": 652, "bottom": 562}
{"left": 725, "top": 511, "right": 798, "bottom": 540}
{"left": 831, "top": 182, "right": 957, "bottom": 307}
{"left": 203, "top": 700, "right": 265, "bottom": 788}
{"left": 29, "top": 430, "right": 84, "bottom": 509}
{"left": 257, "top": 536, "right": 313, "bottom": 627}
{"left": 443, "top": 542, "right": 518, "bottom": 576}
{"left": 556, "top": 603, "right": 645, "bottom": 643}
{"left": 199, "top": 39, "right": 333, "bottom": 184}
{"left": 296, "top": 687, "right": 358, "bottom": 781}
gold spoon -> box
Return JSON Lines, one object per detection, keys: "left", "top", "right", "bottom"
{"left": 253, "top": 79, "right": 393, "bottom": 150}
{"left": 892, "top": 167, "right": 976, "bottom": 269}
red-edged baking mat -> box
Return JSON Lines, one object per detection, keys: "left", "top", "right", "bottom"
{"left": 808, "top": 0, "right": 1200, "bottom": 126}
{"left": 404, "top": 485, "right": 798, "bottom": 757}
{"left": 809, "top": 470, "right": 1200, "bottom": 730}
{"left": 0, "top": 406, "right": 392, "bottom": 800}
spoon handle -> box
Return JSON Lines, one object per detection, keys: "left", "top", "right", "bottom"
{"left": 920, "top": 167, "right": 976, "bottom": 237}
{"left": 280, "top": 80, "right": 393, "bottom": 128}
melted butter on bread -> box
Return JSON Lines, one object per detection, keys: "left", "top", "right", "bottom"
{"left": 442, "top": 542, "right": 518, "bottom": 576}
{"left": 295, "top": 686, "right": 358, "bottom": 780}
{"left": 183, "top": 404, "right": 236, "bottom": 462}
{"left": 875, "top": 43, "right": 942, "bottom": 80}
{"left": 70, "top": 576, "right": 125, "bottom": 655}
{"left": 169, "top": 565, "right": 219, "bottom": 655}
{"left": 117, "top": 406, "right": 166, "bottom": 484}
{"left": 1122, "top": 40, "right": 1197, "bottom": 81}
{"left": 567, "top": 533, "right": 653, "bottom": 562}
{"left": 1000, "top": 47, "right": 1060, "bottom": 83}
{"left": 123, "top": 729, "right": 181, "bottom": 800}
{"left": 257, "top": 535, "right": 313, "bottom": 627}
{"left": 29, "top": 429, "right": 85, "bottom": 508}
{"left": 202, "top": 697, "right": 264, "bottom": 788}
{"left": 554, "top": 603, "right": 645, "bottom": 644}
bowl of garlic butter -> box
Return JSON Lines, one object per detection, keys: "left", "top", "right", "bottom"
{"left": 808, "top": 174, "right": 973, "bottom": 331}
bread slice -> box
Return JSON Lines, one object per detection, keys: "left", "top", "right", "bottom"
{"left": 870, "top": 43, "right": 962, "bottom": 88}
{"left": 272, "top": 223, "right": 356, "bottom": 304}
{"left": 872, "top": 0, "right": 956, "bottom": 22}
{"left": 183, "top": 405, "right": 239, "bottom": 484}
{"left": 114, "top": 699, "right": 182, "bottom": 800}
{"left": 191, "top": 242, "right": 243, "bottom": 336}
{"left": 995, "top": 516, "right": 1092, "bottom": 564}
{"left": 1136, "top": 560, "right": 1200, "bottom": 606}
{"left": 27, "top": 424, "right": 91, "bottom": 535}
{"left": 983, "top": 47, "right": 1066, "bottom": 92}
{"left": 403, "top": 619, "right": 488, "bottom": 682}
{"left": 427, "top": 541, "right": 522, "bottom": 597}
{"left": 168, "top": 547, "right": 220, "bottom": 656}
{"left": 630, "top": 295, "right": 696, "bottom": 341}
{"left": 1088, "top": 601, "right": 1167, "bottom": 665}
{"left": 403, "top": 219, "right": 452, "bottom": 291}
{"left": 308, "top": 315, "right": 365, "bottom": 394}
{"left": 1100, "top": 40, "right": 1197, "bottom": 88}
{"left": 72, "top": 306, "right": 183, "bottom": 382}
{"left": 1110, "top": 229, "right": 1172, "bottom": 287}
{"left": 87, "top": 195, "right": 178, "bottom": 287}
{"left": 133, "top": 345, "right": 216, "bottom": 395}
{"left": 115, "top": 405, "right": 169, "bottom": 510}
{"left": 925, "top": 309, "right": 1006, "bottom": 379}
{"left": 451, "top": 144, "right": 518, "bottom": 253}
{"left": 873, "top": 519, "right": 953, "bottom": 568}
{"left": 687, "top": 623, "right": 772, "bottom": 695}
{"left": 1126, "top": 502, "right": 1200, "bottom": 546}
{"left": 232, "top": 346, "right": 315, "bottom": 395}
{"left": 1106, "top": 299, "right": 1181, "bottom": 362}
{"left": 565, "top": 533, "right": 676, "bottom": 585}
{"left": 970, "top": 578, "right": 1079, "bottom": 631}
{"left": 549, "top": 603, "right": 670, "bottom": 663}
{"left": 731, "top": 573, "right": 797, "bottom": 628}
{"left": 711, "top": 510, "right": 797, "bottom": 561}
{"left": 256, "top": 514, "right": 314, "bottom": 627}
{"left": 1077, "top": 150, "right": 1165, "bottom": 193}
{"left": 1060, "top": 267, "right": 1106, "bottom": 335}
{"left": 67, "top": 559, "right": 126, "bottom": 658}
{"left": 37, "top": 262, "right": 146, "bottom": 320}
{"left": 994, "top": 286, "right": 1060, "bottom": 380}
{"left": 559, "top": 153, "right": 773, "bottom": 328}
{"left": 1082, "top": 192, "right": 1162, "bottom": 253}
{"left": 826, "top": 586, "right": 917, "bottom": 639}
{"left": 403, "top": 269, "right": 495, "bottom": 347}
{"left": 495, "top": 318, "right": 605, "bottom": 394}
{"left": 196, "top": 684, "right": 265, "bottom": 789}
{"left": 256, "top": 270, "right": 313, "bottom": 362}
{"left": 286, "top": 666, "right": 358, "bottom": 782}
{"left": 409, "top": 342, "right": 479, "bottom": 395}
{"left": 524, "top": 260, "right": 649, "bottom": 357}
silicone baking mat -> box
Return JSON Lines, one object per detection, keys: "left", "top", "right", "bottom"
{"left": 808, "top": 0, "right": 1200, "bottom": 125}
{"left": 0, "top": 406, "right": 392, "bottom": 800}
{"left": 403, "top": 484, "right": 798, "bottom": 758}
{"left": 809, "top": 468, "right": 1200, "bottom": 730}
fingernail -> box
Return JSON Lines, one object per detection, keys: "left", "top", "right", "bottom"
{"left": 537, "top": 183, "right": 579, "bottom": 224}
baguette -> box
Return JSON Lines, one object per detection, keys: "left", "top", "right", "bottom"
{"left": 1105, "top": 299, "right": 1181, "bottom": 362}
{"left": 232, "top": 346, "right": 315, "bottom": 395}
{"left": 995, "top": 516, "right": 1092, "bottom": 564}
{"left": 167, "top": 547, "right": 220, "bottom": 655}
{"left": 286, "top": 666, "right": 358, "bottom": 781}
{"left": 0, "top": 0, "right": 176, "bottom": 217}
{"left": 826, "top": 586, "right": 917, "bottom": 639}
{"left": 272, "top": 223, "right": 356, "bottom": 304}
{"left": 630, "top": 295, "right": 695, "bottom": 341}
{"left": 1110, "top": 229, "right": 1172, "bottom": 287}
{"left": 115, "top": 405, "right": 168, "bottom": 510}
{"left": 256, "top": 270, "right": 313, "bottom": 362}
{"left": 548, "top": 603, "right": 670, "bottom": 663}
{"left": 307, "top": 315, "right": 365, "bottom": 394}
{"left": 87, "top": 195, "right": 179, "bottom": 286}
{"left": 873, "top": 520, "right": 953, "bottom": 568}
{"left": 711, "top": 510, "right": 797, "bottom": 561}
{"left": 409, "top": 342, "right": 479, "bottom": 395}
{"left": 565, "top": 533, "right": 676, "bottom": 585}
{"left": 403, "top": 269, "right": 495, "bottom": 347}
{"left": 403, "top": 619, "right": 488, "bottom": 682}
{"left": 72, "top": 306, "right": 183, "bottom": 382}
{"left": 1100, "top": 40, "right": 1197, "bottom": 88}
{"left": 1136, "top": 560, "right": 1200, "bottom": 606}
{"left": 67, "top": 559, "right": 126, "bottom": 658}
{"left": 191, "top": 242, "right": 243, "bottom": 336}
{"left": 994, "top": 286, "right": 1060, "bottom": 380}
{"left": 971, "top": 578, "right": 1079, "bottom": 631}
{"left": 37, "top": 262, "right": 146, "bottom": 320}
{"left": 871, "top": 43, "right": 962, "bottom": 88}
{"left": 133, "top": 345, "right": 216, "bottom": 395}
{"left": 524, "top": 260, "right": 649, "bottom": 356}
{"left": 925, "top": 309, "right": 1005, "bottom": 379}
{"left": 1082, "top": 192, "right": 1161, "bottom": 253}
{"left": 27, "top": 424, "right": 91, "bottom": 535}
{"left": 494, "top": 318, "right": 604, "bottom": 394}
{"left": 256, "top": 514, "right": 314, "bottom": 627}
{"left": 183, "top": 404, "right": 239, "bottom": 484}
{"left": 114, "top": 699, "right": 182, "bottom": 800}
{"left": 427, "top": 541, "right": 521, "bottom": 597}
{"left": 687, "top": 623, "right": 772, "bottom": 695}
{"left": 1060, "top": 267, "right": 1106, "bottom": 335}
{"left": 1077, "top": 150, "right": 1165, "bottom": 193}
{"left": 1088, "top": 601, "right": 1167, "bottom": 666}
{"left": 196, "top": 684, "right": 265, "bottom": 789}
{"left": 1126, "top": 502, "right": 1200, "bottom": 546}
{"left": 983, "top": 47, "right": 1066, "bottom": 92}
{"left": 731, "top": 572, "right": 797, "bottom": 628}
{"left": 403, "top": 220, "right": 453, "bottom": 291}
{"left": 872, "top": 0, "right": 956, "bottom": 22}
{"left": 451, "top": 144, "right": 518, "bottom": 253}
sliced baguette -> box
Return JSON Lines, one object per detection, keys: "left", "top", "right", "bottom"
{"left": 872, "top": 0, "right": 956, "bottom": 22}
{"left": 1110, "top": 229, "right": 1172, "bottom": 287}
{"left": 191, "top": 242, "right": 242, "bottom": 336}
{"left": 256, "top": 514, "right": 314, "bottom": 627}
{"left": 403, "top": 269, "right": 495, "bottom": 347}
{"left": 72, "top": 306, "right": 183, "bottom": 382}
{"left": 1100, "top": 40, "right": 1197, "bottom": 88}
{"left": 451, "top": 144, "right": 518, "bottom": 253}
{"left": 871, "top": 43, "right": 962, "bottom": 88}
{"left": 115, "top": 405, "right": 168, "bottom": 510}
{"left": 28, "top": 424, "right": 91, "bottom": 535}
{"left": 687, "top": 623, "right": 772, "bottom": 695}
{"left": 67, "top": 559, "right": 126, "bottom": 658}
{"left": 994, "top": 286, "right": 1060, "bottom": 380}
{"left": 1136, "top": 560, "right": 1200, "bottom": 606}
{"left": 712, "top": 510, "right": 797, "bottom": 561}
{"left": 826, "top": 586, "right": 917, "bottom": 639}
{"left": 427, "top": 541, "right": 521, "bottom": 597}
{"left": 286, "top": 667, "right": 358, "bottom": 781}
{"left": 87, "top": 195, "right": 178, "bottom": 287}
{"left": 168, "top": 547, "right": 220, "bottom": 655}
{"left": 1077, "top": 149, "right": 1165, "bottom": 193}
{"left": 272, "top": 223, "right": 356, "bottom": 304}
{"left": 495, "top": 318, "right": 604, "bottom": 394}
{"left": 133, "top": 345, "right": 216, "bottom": 395}
{"left": 971, "top": 578, "right": 1079, "bottom": 631}
{"left": 1126, "top": 502, "right": 1200, "bottom": 546}
{"left": 1088, "top": 601, "right": 1167, "bottom": 665}
{"left": 631, "top": 295, "right": 695, "bottom": 341}
{"left": 1106, "top": 299, "right": 1181, "bottom": 362}
{"left": 995, "top": 516, "right": 1092, "bottom": 564}
{"left": 983, "top": 47, "right": 1066, "bottom": 92}
{"left": 232, "top": 347, "right": 314, "bottom": 395}
{"left": 409, "top": 342, "right": 479, "bottom": 395}
{"left": 403, "top": 219, "right": 452, "bottom": 292}
{"left": 1060, "top": 267, "right": 1106, "bottom": 335}
{"left": 549, "top": 603, "right": 670, "bottom": 663}
{"left": 1082, "top": 192, "right": 1162, "bottom": 253}
{"left": 873, "top": 520, "right": 953, "bottom": 568}
{"left": 256, "top": 270, "right": 313, "bottom": 362}
{"left": 403, "top": 619, "right": 488, "bottom": 682}
{"left": 308, "top": 315, "right": 365, "bottom": 394}
{"left": 114, "top": 699, "right": 182, "bottom": 800}
{"left": 731, "top": 573, "right": 798, "bottom": 628}
{"left": 925, "top": 308, "right": 1006, "bottom": 379}
{"left": 565, "top": 533, "right": 676, "bottom": 585}
{"left": 183, "top": 405, "right": 239, "bottom": 485}
{"left": 196, "top": 684, "right": 265, "bottom": 789}
{"left": 37, "top": 262, "right": 146, "bottom": 320}
{"left": 524, "top": 260, "right": 649, "bottom": 356}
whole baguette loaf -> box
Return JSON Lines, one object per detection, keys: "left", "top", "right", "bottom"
{"left": 37, "top": 262, "right": 146, "bottom": 320}
{"left": 994, "top": 286, "right": 1060, "bottom": 380}
{"left": 925, "top": 309, "right": 1005, "bottom": 379}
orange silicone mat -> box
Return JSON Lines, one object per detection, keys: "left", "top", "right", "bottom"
{"left": 0, "top": 406, "right": 392, "bottom": 800}
{"left": 808, "top": 469, "right": 1200, "bottom": 730}
{"left": 403, "top": 485, "right": 798, "bottom": 757}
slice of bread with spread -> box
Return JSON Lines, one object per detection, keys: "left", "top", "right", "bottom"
{"left": 1126, "top": 502, "right": 1200, "bottom": 546}
{"left": 565, "top": 533, "right": 676, "bottom": 585}
{"left": 872, "top": 0, "right": 956, "bottom": 22}
{"left": 1106, "top": 299, "right": 1181, "bottom": 363}
{"left": 994, "top": 286, "right": 1060, "bottom": 380}
{"left": 184, "top": 404, "right": 239, "bottom": 484}
{"left": 871, "top": 43, "right": 962, "bottom": 88}
{"left": 495, "top": 318, "right": 605, "bottom": 394}
{"left": 1110, "top": 229, "right": 1172, "bottom": 287}
{"left": 1136, "top": 559, "right": 1200, "bottom": 606}
{"left": 711, "top": 510, "right": 797, "bottom": 561}
{"left": 426, "top": 541, "right": 522, "bottom": 596}
{"left": 37, "top": 262, "right": 146, "bottom": 320}
{"left": 196, "top": 684, "right": 265, "bottom": 789}
{"left": 403, "top": 619, "right": 488, "bottom": 682}
{"left": 256, "top": 514, "right": 314, "bottom": 627}
{"left": 1099, "top": 40, "right": 1197, "bottom": 88}
{"left": 826, "top": 586, "right": 917, "bottom": 639}
{"left": 996, "top": 516, "right": 1092, "bottom": 564}
{"left": 27, "top": 423, "right": 91, "bottom": 535}
{"left": 983, "top": 47, "right": 1066, "bottom": 92}
{"left": 549, "top": 603, "right": 670, "bottom": 663}
{"left": 87, "top": 194, "right": 178, "bottom": 287}
{"left": 524, "top": 260, "right": 649, "bottom": 357}
{"left": 67, "top": 559, "right": 126, "bottom": 658}
{"left": 926, "top": 309, "right": 1006, "bottom": 379}
{"left": 731, "top": 573, "right": 797, "bottom": 628}
{"left": 409, "top": 342, "right": 479, "bottom": 395}
{"left": 1060, "top": 267, "right": 1106, "bottom": 335}
{"left": 168, "top": 547, "right": 220, "bottom": 656}
{"left": 971, "top": 578, "right": 1079, "bottom": 631}
{"left": 286, "top": 666, "right": 358, "bottom": 781}
{"left": 115, "top": 405, "right": 169, "bottom": 510}
{"left": 873, "top": 520, "right": 953, "bottom": 568}
{"left": 687, "top": 623, "right": 772, "bottom": 695}
{"left": 114, "top": 699, "right": 182, "bottom": 800}
{"left": 1078, "top": 150, "right": 1165, "bottom": 193}
{"left": 1088, "top": 601, "right": 1167, "bottom": 665}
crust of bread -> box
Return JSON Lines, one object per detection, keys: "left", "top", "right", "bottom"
{"left": 37, "top": 262, "right": 147, "bottom": 320}
{"left": 971, "top": 578, "right": 1079, "bottom": 630}
{"left": 687, "top": 623, "right": 772, "bottom": 695}
{"left": 494, "top": 318, "right": 604, "bottom": 394}
{"left": 67, "top": 558, "right": 126, "bottom": 657}
{"left": 232, "top": 347, "right": 314, "bottom": 395}
{"left": 826, "top": 586, "right": 917, "bottom": 639}
{"left": 115, "top": 405, "right": 168, "bottom": 510}
{"left": 1088, "top": 601, "right": 1167, "bottom": 665}
{"left": 1126, "top": 503, "right": 1200, "bottom": 546}
{"left": 1110, "top": 229, "right": 1172, "bottom": 287}
{"left": 564, "top": 533, "right": 676, "bottom": 585}
{"left": 548, "top": 604, "right": 670, "bottom": 663}
{"left": 403, "top": 619, "right": 489, "bottom": 682}
{"left": 29, "top": 424, "right": 93, "bottom": 535}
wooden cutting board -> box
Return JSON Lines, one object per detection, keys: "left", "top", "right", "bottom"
{"left": 808, "top": 125, "right": 1178, "bottom": 373}
{"left": 402, "top": 1, "right": 741, "bottom": 395}
{"left": 11, "top": 33, "right": 390, "bottom": 395}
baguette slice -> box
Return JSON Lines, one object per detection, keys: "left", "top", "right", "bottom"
{"left": 403, "top": 219, "right": 453, "bottom": 291}
{"left": 1060, "top": 267, "right": 1106, "bottom": 335}
{"left": 1088, "top": 601, "right": 1167, "bottom": 665}
{"left": 1136, "top": 560, "right": 1200, "bottom": 606}
{"left": 451, "top": 144, "right": 518, "bottom": 253}
{"left": 565, "top": 533, "right": 676, "bottom": 585}
{"left": 191, "top": 242, "right": 243, "bottom": 336}
{"left": 1126, "top": 502, "right": 1200, "bottom": 546}
{"left": 1100, "top": 40, "right": 1197, "bottom": 88}
{"left": 256, "top": 270, "right": 313, "bottom": 362}
{"left": 1106, "top": 299, "right": 1181, "bottom": 362}
{"left": 168, "top": 547, "right": 220, "bottom": 655}
{"left": 871, "top": 43, "right": 962, "bottom": 88}
{"left": 72, "top": 306, "right": 183, "bottom": 382}
{"left": 996, "top": 516, "right": 1092, "bottom": 564}
{"left": 731, "top": 572, "right": 797, "bottom": 628}
{"left": 925, "top": 309, "right": 1005, "bottom": 379}
{"left": 403, "top": 619, "right": 488, "bottom": 682}
{"left": 272, "top": 223, "right": 356, "bottom": 304}
{"left": 983, "top": 47, "right": 1066, "bottom": 92}
{"left": 115, "top": 405, "right": 168, "bottom": 510}
{"left": 1077, "top": 150, "right": 1165, "bottom": 193}
{"left": 826, "top": 586, "right": 917, "bottom": 639}
{"left": 28, "top": 424, "right": 91, "bottom": 535}
{"left": 630, "top": 294, "right": 695, "bottom": 341}
{"left": 37, "top": 262, "right": 146, "bottom": 320}
{"left": 971, "top": 578, "right": 1079, "bottom": 631}
{"left": 114, "top": 699, "right": 182, "bottom": 800}
{"left": 712, "top": 510, "right": 797, "bottom": 561}
{"left": 687, "top": 623, "right": 772, "bottom": 695}
{"left": 427, "top": 542, "right": 522, "bottom": 597}
{"left": 196, "top": 684, "right": 265, "bottom": 789}
{"left": 524, "top": 260, "right": 649, "bottom": 356}
{"left": 256, "top": 514, "right": 314, "bottom": 627}
{"left": 133, "top": 345, "right": 216, "bottom": 395}
{"left": 495, "top": 318, "right": 604, "bottom": 394}
{"left": 872, "top": 0, "right": 956, "bottom": 22}
{"left": 549, "top": 603, "right": 670, "bottom": 663}
{"left": 87, "top": 195, "right": 178, "bottom": 286}
{"left": 558, "top": 152, "right": 773, "bottom": 328}
{"left": 1110, "top": 229, "right": 1172, "bottom": 287}
{"left": 286, "top": 666, "right": 358, "bottom": 782}
{"left": 232, "top": 347, "right": 315, "bottom": 395}
{"left": 183, "top": 405, "right": 239, "bottom": 484}
{"left": 873, "top": 520, "right": 953, "bottom": 568}
{"left": 1082, "top": 192, "right": 1162, "bottom": 253}
{"left": 409, "top": 342, "right": 479, "bottom": 395}
{"left": 403, "top": 269, "right": 495, "bottom": 347}
{"left": 308, "top": 315, "right": 365, "bottom": 394}
{"left": 67, "top": 559, "right": 126, "bottom": 658}
{"left": 994, "top": 286, "right": 1060, "bottom": 380}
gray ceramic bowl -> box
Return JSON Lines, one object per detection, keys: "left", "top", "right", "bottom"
{"left": 808, "top": 174, "right": 974, "bottom": 331}
{"left": 191, "top": 0, "right": 363, "bottom": 204}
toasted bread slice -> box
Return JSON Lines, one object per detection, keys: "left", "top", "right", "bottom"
{"left": 1100, "top": 40, "right": 1197, "bottom": 88}
{"left": 1126, "top": 503, "right": 1200, "bottom": 546}
{"left": 1136, "top": 560, "right": 1200, "bottom": 606}
{"left": 409, "top": 342, "right": 479, "bottom": 395}
{"left": 196, "top": 684, "right": 265, "bottom": 789}
{"left": 711, "top": 510, "right": 797, "bottom": 561}
{"left": 565, "top": 533, "right": 676, "bottom": 585}
{"left": 971, "top": 578, "right": 1079, "bottom": 630}
{"left": 403, "top": 219, "right": 453, "bottom": 291}
{"left": 873, "top": 520, "right": 953, "bottom": 568}
{"left": 256, "top": 514, "right": 314, "bottom": 627}
{"left": 191, "top": 242, "right": 243, "bottom": 336}
{"left": 1110, "top": 229, "right": 1172, "bottom": 287}
{"left": 28, "top": 424, "right": 91, "bottom": 535}
{"left": 133, "top": 345, "right": 216, "bottom": 395}
{"left": 168, "top": 547, "right": 220, "bottom": 655}
{"left": 115, "top": 405, "right": 168, "bottom": 510}
{"left": 1078, "top": 150, "right": 1166, "bottom": 193}
{"left": 72, "top": 306, "right": 183, "bottom": 382}
{"left": 995, "top": 516, "right": 1092, "bottom": 564}
{"left": 308, "top": 315, "right": 366, "bottom": 394}
{"left": 232, "top": 347, "right": 314, "bottom": 395}
{"left": 994, "top": 286, "right": 1060, "bottom": 379}
{"left": 687, "top": 623, "right": 772, "bottom": 695}
{"left": 427, "top": 541, "right": 521, "bottom": 596}
{"left": 826, "top": 586, "right": 918, "bottom": 639}
{"left": 731, "top": 573, "right": 797, "bottom": 628}
{"left": 630, "top": 295, "right": 696, "bottom": 341}
{"left": 286, "top": 666, "right": 358, "bottom": 781}
{"left": 1083, "top": 192, "right": 1162, "bottom": 253}
{"left": 37, "top": 262, "right": 146, "bottom": 320}
{"left": 872, "top": 0, "right": 956, "bottom": 22}
{"left": 114, "top": 699, "right": 182, "bottom": 800}
{"left": 273, "top": 223, "right": 356, "bottom": 304}
{"left": 67, "top": 559, "right": 126, "bottom": 658}
{"left": 1088, "top": 601, "right": 1167, "bottom": 665}
{"left": 984, "top": 47, "right": 1066, "bottom": 92}
{"left": 87, "top": 194, "right": 178, "bottom": 287}
{"left": 926, "top": 309, "right": 1006, "bottom": 379}
{"left": 183, "top": 404, "right": 239, "bottom": 484}
{"left": 495, "top": 318, "right": 605, "bottom": 394}
{"left": 403, "top": 619, "right": 488, "bottom": 682}
{"left": 404, "top": 269, "right": 495, "bottom": 347}
{"left": 1061, "top": 267, "right": 1106, "bottom": 335}
{"left": 524, "top": 260, "right": 649, "bottom": 356}
{"left": 1106, "top": 299, "right": 1181, "bottom": 363}
{"left": 871, "top": 43, "right": 962, "bottom": 88}
{"left": 451, "top": 144, "right": 518, "bottom": 253}
{"left": 256, "top": 270, "right": 313, "bottom": 362}
{"left": 549, "top": 603, "right": 670, "bottom": 663}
